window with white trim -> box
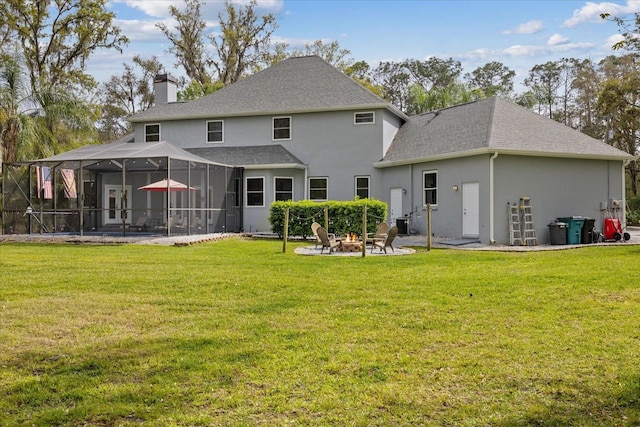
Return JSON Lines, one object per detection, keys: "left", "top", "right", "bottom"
{"left": 273, "top": 116, "right": 291, "bottom": 140}
{"left": 145, "top": 124, "right": 160, "bottom": 142}
{"left": 309, "top": 177, "right": 328, "bottom": 201}
{"left": 355, "top": 176, "right": 370, "bottom": 199}
{"left": 274, "top": 177, "right": 293, "bottom": 201}
{"left": 206, "top": 120, "right": 223, "bottom": 143}
{"left": 423, "top": 170, "right": 438, "bottom": 205}
{"left": 246, "top": 177, "right": 264, "bottom": 207}
{"left": 354, "top": 112, "right": 375, "bottom": 124}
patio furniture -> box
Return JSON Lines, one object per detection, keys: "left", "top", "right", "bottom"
{"left": 366, "top": 222, "right": 389, "bottom": 244}
{"left": 371, "top": 225, "right": 398, "bottom": 254}
{"left": 134, "top": 215, "right": 148, "bottom": 232}
{"left": 317, "top": 226, "right": 340, "bottom": 254}
{"left": 311, "top": 222, "right": 335, "bottom": 248}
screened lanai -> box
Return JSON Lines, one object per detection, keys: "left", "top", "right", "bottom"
{"left": 2, "top": 141, "right": 242, "bottom": 236}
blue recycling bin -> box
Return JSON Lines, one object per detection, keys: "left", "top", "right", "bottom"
{"left": 557, "top": 217, "right": 585, "bottom": 245}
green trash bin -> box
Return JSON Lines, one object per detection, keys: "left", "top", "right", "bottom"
{"left": 557, "top": 217, "right": 585, "bottom": 245}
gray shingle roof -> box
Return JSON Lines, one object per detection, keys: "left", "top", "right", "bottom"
{"left": 187, "top": 145, "right": 305, "bottom": 169}
{"left": 378, "top": 97, "right": 635, "bottom": 166}
{"left": 130, "top": 56, "right": 404, "bottom": 122}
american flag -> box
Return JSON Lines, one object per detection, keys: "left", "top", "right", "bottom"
{"left": 42, "top": 166, "right": 53, "bottom": 199}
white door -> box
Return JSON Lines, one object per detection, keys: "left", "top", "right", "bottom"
{"left": 389, "top": 188, "right": 403, "bottom": 223}
{"left": 104, "top": 185, "right": 132, "bottom": 225}
{"left": 462, "top": 182, "right": 479, "bottom": 237}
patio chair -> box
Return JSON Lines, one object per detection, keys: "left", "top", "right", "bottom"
{"left": 311, "top": 222, "right": 335, "bottom": 248}
{"left": 371, "top": 225, "right": 398, "bottom": 254}
{"left": 365, "top": 222, "right": 389, "bottom": 244}
{"left": 134, "top": 215, "right": 148, "bottom": 232}
{"left": 317, "top": 226, "right": 340, "bottom": 254}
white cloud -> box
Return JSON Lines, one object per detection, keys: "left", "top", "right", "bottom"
{"left": 605, "top": 33, "right": 626, "bottom": 47}
{"left": 548, "top": 33, "right": 570, "bottom": 46}
{"left": 457, "top": 41, "right": 595, "bottom": 61}
{"left": 504, "top": 20, "right": 544, "bottom": 35}
{"left": 115, "top": 19, "right": 166, "bottom": 42}
{"left": 112, "top": 0, "right": 283, "bottom": 19}
{"left": 563, "top": 0, "right": 640, "bottom": 27}
{"left": 505, "top": 42, "right": 595, "bottom": 57}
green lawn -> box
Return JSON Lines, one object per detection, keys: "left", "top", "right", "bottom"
{"left": 1, "top": 239, "right": 639, "bottom": 426}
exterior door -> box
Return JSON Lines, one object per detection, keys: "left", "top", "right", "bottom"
{"left": 389, "top": 188, "right": 403, "bottom": 224}
{"left": 104, "top": 185, "right": 132, "bottom": 225}
{"left": 462, "top": 182, "right": 479, "bottom": 237}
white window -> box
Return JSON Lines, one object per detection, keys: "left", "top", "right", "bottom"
{"left": 354, "top": 112, "right": 375, "bottom": 124}
{"left": 145, "top": 124, "right": 160, "bottom": 142}
{"left": 309, "top": 177, "right": 328, "bottom": 201}
{"left": 246, "top": 177, "right": 264, "bottom": 207}
{"left": 355, "top": 176, "right": 370, "bottom": 199}
{"left": 274, "top": 177, "right": 293, "bottom": 201}
{"left": 206, "top": 120, "right": 223, "bottom": 143}
{"left": 423, "top": 170, "right": 438, "bottom": 205}
{"left": 273, "top": 116, "right": 291, "bottom": 140}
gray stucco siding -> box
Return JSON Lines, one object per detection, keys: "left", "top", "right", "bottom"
{"left": 410, "top": 156, "right": 490, "bottom": 240}
{"left": 242, "top": 168, "right": 306, "bottom": 233}
{"left": 493, "top": 155, "right": 624, "bottom": 245}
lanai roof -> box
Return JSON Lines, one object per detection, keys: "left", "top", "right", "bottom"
{"left": 129, "top": 55, "right": 407, "bottom": 122}
{"left": 376, "top": 97, "right": 635, "bottom": 167}
{"left": 188, "top": 145, "right": 305, "bottom": 169}
{"left": 33, "top": 141, "right": 230, "bottom": 167}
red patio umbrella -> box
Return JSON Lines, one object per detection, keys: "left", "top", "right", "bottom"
{"left": 138, "top": 178, "right": 195, "bottom": 192}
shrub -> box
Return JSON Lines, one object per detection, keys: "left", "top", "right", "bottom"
{"left": 269, "top": 199, "right": 388, "bottom": 238}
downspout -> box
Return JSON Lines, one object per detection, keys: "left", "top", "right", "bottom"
{"left": 622, "top": 159, "right": 631, "bottom": 227}
{"left": 489, "top": 152, "right": 499, "bottom": 244}
{"left": 304, "top": 166, "right": 308, "bottom": 199}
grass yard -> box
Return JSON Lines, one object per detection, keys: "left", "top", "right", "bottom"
{"left": 1, "top": 239, "right": 639, "bottom": 426}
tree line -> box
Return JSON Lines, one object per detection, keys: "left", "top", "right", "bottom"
{"left": 0, "top": 0, "right": 638, "bottom": 197}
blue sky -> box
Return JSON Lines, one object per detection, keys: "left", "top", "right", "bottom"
{"left": 93, "top": 0, "right": 640, "bottom": 92}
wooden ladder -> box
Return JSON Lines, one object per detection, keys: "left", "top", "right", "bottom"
{"left": 519, "top": 197, "right": 538, "bottom": 246}
{"left": 508, "top": 202, "right": 523, "bottom": 246}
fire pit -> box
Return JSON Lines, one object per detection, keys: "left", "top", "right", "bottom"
{"left": 339, "top": 233, "right": 362, "bottom": 252}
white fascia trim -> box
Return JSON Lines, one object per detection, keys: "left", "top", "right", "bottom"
{"left": 374, "top": 148, "right": 636, "bottom": 168}
{"left": 128, "top": 103, "right": 408, "bottom": 123}
{"left": 242, "top": 163, "right": 307, "bottom": 170}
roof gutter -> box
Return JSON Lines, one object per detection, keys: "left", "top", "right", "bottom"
{"left": 373, "top": 148, "right": 635, "bottom": 168}
{"left": 242, "top": 163, "right": 307, "bottom": 170}
{"left": 489, "top": 152, "right": 499, "bottom": 244}
{"left": 128, "top": 103, "right": 409, "bottom": 123}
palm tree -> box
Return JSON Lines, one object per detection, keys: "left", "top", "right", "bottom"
{"left": 0, "top": 53, "right": 95, "bottom": 167}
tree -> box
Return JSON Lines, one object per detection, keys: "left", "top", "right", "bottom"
{"left": 0, "top": 0, "right": 128, "bottom": 94}
{"left": 371, "top": 61, "right": 412, "bottom": 111}
{"left": 157, "top": 0, "right": 213, "bottom": 86}
{"left": 464, "top": 61, "right": 515, "bottom": 98}
{"left": 405, "top": 82, "right": 483, "bottom": 115}
{"left": 178, "top": 80, "right": 224, "bottom": 102}
{"left": 97, "top": 55, "right": 163, "bottom": 143}
{"left": 209, "top": 0, "right": 277, "bottom": 85}
{"left": 570, "top": 58, "right": 603, "bottom": 138}
{"left": 601, "top": 12, "right": 640, "bottom": 51}
{"left": 406, "top": 57, "right": 462, "bottom": 91}
{"left": 596, "top": 56, "right": 640, "bottom": 196}
{"left": 292, "top": 40, "right": 353, "bottom": 71}
{"left": 0, "top": 53, "right": 95, "bottom": 165}
{"left": 524, "top": 61, "right": 562, "bottom": 118}
{"left": 344, "top": 61, "right": 385, "bottom": 98}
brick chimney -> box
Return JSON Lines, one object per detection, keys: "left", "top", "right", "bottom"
{"left": 154, "top": 73, "right": 178, "bottom": 104}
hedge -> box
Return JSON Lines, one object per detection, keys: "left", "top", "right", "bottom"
{"left": 268, "top": 199, "right": 388, "bottom": 238}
